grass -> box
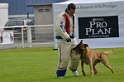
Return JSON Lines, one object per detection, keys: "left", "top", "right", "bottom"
{"left": 0, "top": 47, "right": 124, "bottom": 82}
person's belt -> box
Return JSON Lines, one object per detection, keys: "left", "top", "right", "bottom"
{"left": 56, "top": 36, "right": 75, "bottom": 39}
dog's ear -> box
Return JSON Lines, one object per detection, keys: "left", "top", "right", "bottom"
{"left": 73, "top": 40, "right": 83, "bottom": 50}
{"left": 84, "top": 44, "right": 88, "bottom": 47}
{"left": 80, "top": 40, "right": 83, "bottom": 44}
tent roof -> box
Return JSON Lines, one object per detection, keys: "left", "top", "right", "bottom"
{"left": 54, "top": 0, "right": 124, "bottom": 4}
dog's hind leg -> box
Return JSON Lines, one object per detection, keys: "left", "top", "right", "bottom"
{"left": 93, "top": 60, "right": 100, "bottom": 74}
{"left": 81, "top": 61, "right": 86, "bottom": 76}
{"left": 100, "top": 55, "right": 115, "bottom": 73}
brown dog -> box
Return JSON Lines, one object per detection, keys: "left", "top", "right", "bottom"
{"left": 73, "top": 40, "right": 115, "bottom": 76}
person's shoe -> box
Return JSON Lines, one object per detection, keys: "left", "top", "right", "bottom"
{"left": 57, "top": 76, "right": 64, "bottom": 78}
{"left": 72, "top": 71, "right": 79, "bottom": 76}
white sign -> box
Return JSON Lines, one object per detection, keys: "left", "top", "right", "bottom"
{"left": 53, "top": 0, "right": 124, "bottom": 48}
{"left": 0, "top": 31, "right": 14, "bottom": 45}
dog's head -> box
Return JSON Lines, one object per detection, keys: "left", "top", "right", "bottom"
{"left": 73, "top": 40, "right": 88, "bottom": 55}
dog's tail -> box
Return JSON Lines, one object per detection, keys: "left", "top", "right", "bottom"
{"left": 103, "top": 49, "right": 115, "bottom": 55}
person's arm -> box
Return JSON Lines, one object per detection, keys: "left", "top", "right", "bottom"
{"left": 56, "top": 16, "right": 71, "bottom": 42}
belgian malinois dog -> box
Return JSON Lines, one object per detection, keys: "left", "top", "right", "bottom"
{"left": 73, "top": 40, "right": 115, "bottom": 76}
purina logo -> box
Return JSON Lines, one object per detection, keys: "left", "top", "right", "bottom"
{"left": 78, "top": 16, "right": 119, "bottom": 39}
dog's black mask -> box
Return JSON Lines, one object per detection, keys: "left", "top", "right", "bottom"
{"left": 73, "top": 40, "right": 83, "bottom": 55}
{"left": 73, "top": 40, "right": 88, "bottom": 55}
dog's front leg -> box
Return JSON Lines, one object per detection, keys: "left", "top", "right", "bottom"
{"left": 81, "top": 61, "right": 86, "bottom": 76}
{"left": 89, "top": 58, "right": 94, "bottom": 76}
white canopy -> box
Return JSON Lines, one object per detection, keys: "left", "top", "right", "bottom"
{"left": 54, "top": 0, "right": 124, "bottom": 4}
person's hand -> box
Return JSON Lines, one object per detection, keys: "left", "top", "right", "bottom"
{"left": 66, "top": 38, "right": 71, "bottom": 42}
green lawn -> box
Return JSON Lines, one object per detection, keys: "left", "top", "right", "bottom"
{"left": 0, "top": 47, "right": 124, "bottom": 82}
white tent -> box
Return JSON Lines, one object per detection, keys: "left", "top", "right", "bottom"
{"left": 53, "top": 0, "right": 124, "bottom": 48}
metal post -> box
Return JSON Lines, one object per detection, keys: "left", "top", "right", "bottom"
{"left": 27, "top": 26, "right": 32, "bottom": 47}
{"left": 21, "top": 27, "right": 24, "bottom": 48}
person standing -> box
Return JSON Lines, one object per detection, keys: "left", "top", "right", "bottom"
{"left": 55, "top": 3, "right": 80, "bottom": 78}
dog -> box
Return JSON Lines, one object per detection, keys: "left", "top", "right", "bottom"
{"left": 73, "top": 40, "right": 115, "bottom": 76}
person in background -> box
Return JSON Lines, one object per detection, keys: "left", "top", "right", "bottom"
{"left": 55, "top": 3, "right": 80, "bottom": 78}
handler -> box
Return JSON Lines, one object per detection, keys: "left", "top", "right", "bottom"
{"left": 55, "top": 3, "right": 80, "bottom": 78}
